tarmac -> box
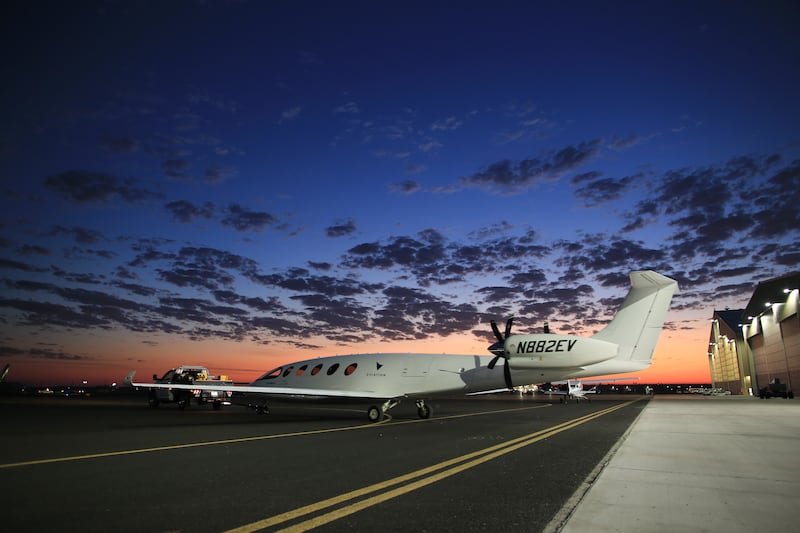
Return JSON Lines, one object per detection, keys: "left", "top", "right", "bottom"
{"left": 548, "top": 395, "right": 800, "bottom": 532}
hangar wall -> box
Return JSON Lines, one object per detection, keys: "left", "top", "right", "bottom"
{"left": 707, "top": 272, "right": 798, "bottom": 396}
{"left": 743, "top": 288, "right": 799, "bottom": 394}
{"left": 708, "top": 310, "right": 748, "bottom": 394}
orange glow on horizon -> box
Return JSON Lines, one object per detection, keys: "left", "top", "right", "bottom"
{"left": 3, "top": 324, "right": 711, "bottom": 386}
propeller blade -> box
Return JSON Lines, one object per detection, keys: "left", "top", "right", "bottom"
{"left": 488, "top": 355, "right": 499, "bottom": 370}
{"left": 503, "top": 317, "right": 513, "bottom": 339}
{"left": 490, "top": 320, "right": 504, "bottom": 344}
{"left": 503, "top": 359, "right": 513, "bottom": 389}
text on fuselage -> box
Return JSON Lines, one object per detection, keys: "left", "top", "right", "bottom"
{"left": 516, "top": 339, "right": 578, "bottom": 354}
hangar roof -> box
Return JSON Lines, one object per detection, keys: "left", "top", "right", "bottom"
{"left": 714, "top": 309, "right": 745, "bottom": 332}
{"left": 743, "top": 271, "right": 800, "bottom": 319}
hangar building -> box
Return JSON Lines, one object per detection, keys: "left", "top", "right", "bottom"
{"left": 707, "top": 271, "right": 799, "bottom": 396}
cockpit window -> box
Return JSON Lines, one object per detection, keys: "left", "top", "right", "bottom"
{"left": 310, "top": 364, "right": 323, "bottom": 376}
{"left": 296, "top": 365, "right": 308, "bottom": 376}
{"left": 344, "top": 363, "right": 357, "bottom": 376}
{"left": 326, "top": 363, "right": 340, "bottom": 375}
{"left": 282, "top": 366, "right": 294, "bottom": 377}
{"left": 257, "top": 367, "right": 283, "bottom": 380}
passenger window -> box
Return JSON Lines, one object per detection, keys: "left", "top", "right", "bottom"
{"left": 344, "top": 363, "right": 357, "bottom": 376}
{"left": 311, "top": 364, "right": 323, "bottom": 376}
{"left": 282, "top": 366, "right": 294, "bottom": 377}
{"left": 258, "top": 367, "right": 282, "bottom": 380}
{"left": 296, "top": 365, "right": 307, "bottom": 376}
{"left": 327, "top": 363, "right": 340, "bottom": 375}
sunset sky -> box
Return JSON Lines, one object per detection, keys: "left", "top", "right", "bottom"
{"left": 2, "top": 1, "right": 799, "bottom": 386}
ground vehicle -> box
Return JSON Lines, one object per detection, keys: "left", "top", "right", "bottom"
{"left": 148, "top": 366, "right": 233, "bottom": 409}
{"left": 758, "top": 378, "right": 794, "bottom": 399}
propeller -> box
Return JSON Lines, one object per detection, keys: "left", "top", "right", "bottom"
{"left": 487, "top": 317, "right": 514, "bottom": 389}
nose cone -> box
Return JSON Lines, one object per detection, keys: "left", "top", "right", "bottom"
{"left": 488, "top": 341, "right": 505, "bottom": 356}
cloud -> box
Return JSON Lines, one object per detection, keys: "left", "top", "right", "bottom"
{"left": 205, "top": 165, "right": 237, "bottom": 184}
{"left": 333, "top": 102, "right": 360, "bottom": 114}
{"left": 44, "top": 171, "right": 163, "bottom": 204}
{"left": 163, "top": 159, "right": 191, "bottom": 180}
{"left": 554, "top": 237, "right": 667, "bottom": 274}
{"left": 0, "top": 258, "right": 48, "bottom": 273}
{"left": 165, "top": 200, "right": 216, "bottom": 223}
{"left": 281, "top": 106, "right": 303, "bottom": 121}
{"left": 325, "top": 219, "right": 357, "bottom": 238}
{"left": 607, "top": 135, "right": 642, "bottom": 151}
{"left": 572, "top": 172, "right": 642, "bottom": 206}
{"left": 6, "top": 150, "right": 800, "bottom": 353}
{"left": 220, "top": 204, "right": 276, "bottom": 232}
{"left": 460, "top": 139, "right": 602, "bottom": 194}
{"left": 48, "top": 226, "right": 106, "bottom": 245}
{"left": 373, "top": 285, "right": 481, "bottom": 340}
{"left": 431, "top": 116, "right": 463, "bottom": 131}
{"left": 342, "top": 229, "right": 550, "bottom": 287}
{"left": 389, "top": 180, "right": 421, "bottom": 194}
{"left": 626, "top": 153, "right": 790, "bottom": 261}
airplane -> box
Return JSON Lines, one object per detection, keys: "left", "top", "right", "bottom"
{"left": 540, "top": 380, "right": 596, "bottom": 402}
{"left": 125, "top": 270, "right": 678, "bottom": 422}
{"left": 0, "top": 363, "right": 9, "bottom": 383}
{"left": 539, "top": 378, "right": 637, "bottom": 403}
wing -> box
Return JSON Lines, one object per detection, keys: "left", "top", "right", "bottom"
{"left": 553, "top": 377, "right": 639, "bottom": 385}
{"left": 540, "top": 389, "right": 568, "bottom": 395}
{"left": 124, "top": 371, "right": 393, "bottom": 401}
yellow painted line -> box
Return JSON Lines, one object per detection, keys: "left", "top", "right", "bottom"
{"left": 225, "top": 400, "right": 639, "bottom": 533}
{"left": 0, "top": 403, "right": 549, "bottom": 469}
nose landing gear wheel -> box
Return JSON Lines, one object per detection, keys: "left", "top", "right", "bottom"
{"left": 367, "top": 405, "right": 382, "bottom": 422}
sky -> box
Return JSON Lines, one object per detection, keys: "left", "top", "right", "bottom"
{"left": 1, "top": 0, "right": 799, "bottom": 386}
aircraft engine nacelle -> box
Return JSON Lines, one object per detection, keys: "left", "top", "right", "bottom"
{"left": 504, "top": 334, "right": 618, "bottom": 369}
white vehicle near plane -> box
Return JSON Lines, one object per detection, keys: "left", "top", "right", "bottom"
{"left": 126, "top": 270, "right": 677, "bottom": 421}
{"left": 148, "top": 365, "right": 233, "bottom": 410}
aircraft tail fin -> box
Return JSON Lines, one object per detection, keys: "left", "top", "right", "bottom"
{"left": 591, "top": 271, "right": 678, "bottom": 363}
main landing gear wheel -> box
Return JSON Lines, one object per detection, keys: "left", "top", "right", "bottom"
{"left": 416, "top": 400, "right": 432, "bottom": 419}
{"left": 367, "top": 405, "right": 382, "bottom": 422}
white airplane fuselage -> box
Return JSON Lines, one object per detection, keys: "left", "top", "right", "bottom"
{"left": 236, "top": 343, "right": 647, "bottom": 403}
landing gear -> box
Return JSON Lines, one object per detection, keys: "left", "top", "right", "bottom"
{"left": 367, "top": 399, "right": 402, "bottom": 422}
{"left": 367, "top": 405, "right": 382, "bottom": 422}
{"left": 416, "top": 399, "right": 432, "bottom": 419}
